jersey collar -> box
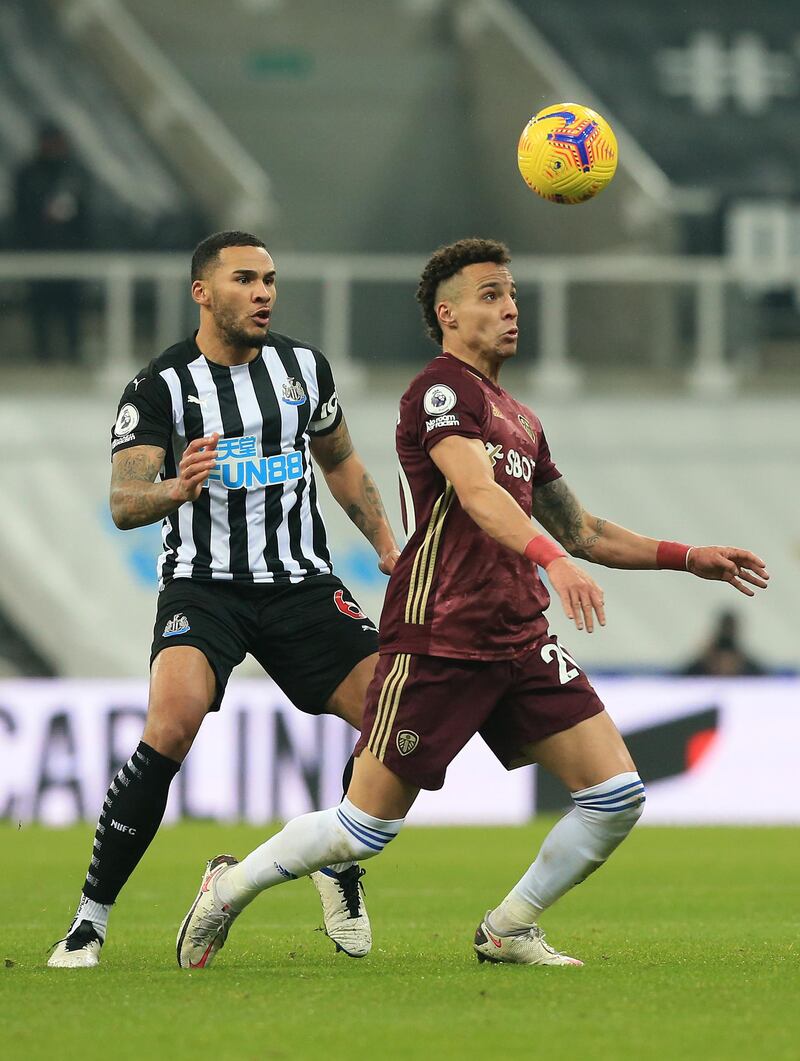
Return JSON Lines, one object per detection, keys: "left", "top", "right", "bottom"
{"left": 437, "top": 351, "right": 503, "bottom": 395}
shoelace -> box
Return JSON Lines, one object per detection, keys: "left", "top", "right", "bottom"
{"left": 526, "top": 925, "right": 558, "bottom": 955}
{"left": 188, "top": 904, "right": 234, "bottom": 946}
{"left": 334, "top": 866, "right": 366, "bottom": 919}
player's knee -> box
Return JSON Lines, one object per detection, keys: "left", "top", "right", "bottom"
{"left": 332, "top": 798, "right": 405, "bottom": 863}
{"left": 143, "top": 684, "right": 211, "bottom": 761}
{"left": 604, "top": 789, "right": 645, "bottom": 834}
{"left": 332, "top": 831, "right": 382, "bottom": 864}
{"left": 333, "top": 822, "right": 403, "bottom": 865}
{"left": 627, "top": 782, "right": 646, "bottom": 824}
{"left": 142, "top": 709, "right": 204, "bottom": 762}
{"left": 572, "top": 772, "right": 645, "bottom": 839}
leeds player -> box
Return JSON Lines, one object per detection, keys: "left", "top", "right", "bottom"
{"left": 47, "top": 231, "right": 399, "bottom": 968}
{"left": 175, "top": 237, "right": 769, "bottom": 968}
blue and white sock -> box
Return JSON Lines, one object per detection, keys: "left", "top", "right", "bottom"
{"left": 217, "top": 797, "right": 404, "bottom": 912}
{"left": 488, "top": 772, "right": 645, "bottom": 935}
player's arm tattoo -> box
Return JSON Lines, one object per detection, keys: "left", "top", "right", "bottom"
{"left": 532, "top": 478, "right": 607, "bottom": 560}
{"left": 342, "top": 471, "right": 392, "bottom": 549}
{"left": 112, "top": 448, "right": 162, "bottom": 485}
{"left": 110, "top": 445, "right": 172, "bottom": 529}
{"left": 311, "top": 420, "right": 396, "bottom": 554}
{"left": 308, "top": 419, "right": 354, "bottom": 471}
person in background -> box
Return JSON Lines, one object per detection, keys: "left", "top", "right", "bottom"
{"left": 680, "top": 609, "right": 767, "bottom": 676}
{"left": 12, "top": 120, "right": 91, "bottom": 362}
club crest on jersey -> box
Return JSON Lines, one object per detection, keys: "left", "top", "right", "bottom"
{"left": 491, "top": 401, "right": 505, "bottom": 419}
{"left": 518, "top": 414, "right": 536, "bottom": 445}
{"left": 114, "top": 403, "right": 139, "bottom": 436}
{"left": 163, "top": 613, "right": 190, "bottom": 638}
{"left": 423, "top": 384, "right": 456, "bottom": 416}
{"left": 396, "top": 730, "right": 419, "bottom": 756}
{"left": 333, "top": 589, "right": 367, "bottom": 620}
{"left": 281, "top": 377, "right": 307, "bottom": 406}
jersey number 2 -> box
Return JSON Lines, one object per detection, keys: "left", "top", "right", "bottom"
{"left": 540, "top": 642, "right": 580, "bottom": 684}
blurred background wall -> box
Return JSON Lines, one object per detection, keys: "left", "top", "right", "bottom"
{"left": 0, "top": 0, "right": 797, "bottom": 821}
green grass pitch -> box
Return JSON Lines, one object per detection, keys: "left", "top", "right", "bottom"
{"left": 3, "top": 821, "right": 798, "bottom": 1060}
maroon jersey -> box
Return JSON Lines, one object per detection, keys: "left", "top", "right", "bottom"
{"left": 380, "top": 352, "right": 561, "bottom": 660}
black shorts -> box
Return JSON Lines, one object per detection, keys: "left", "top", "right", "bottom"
{"left": 150, "top": 575, "right": 378, "bottom": 712}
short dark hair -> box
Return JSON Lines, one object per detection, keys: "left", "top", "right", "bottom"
{"left": 416, "top": 237, "right": 511, "bottom": 344}
{"left": 191, "top": 230, "right": 267, "bottom": 281}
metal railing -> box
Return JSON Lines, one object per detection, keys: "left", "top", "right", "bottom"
{"left": 49, "top": 0, "right": 276, "bottom": 230}
{"left": 0, "top": 251, "right": 793, "bottom": 396}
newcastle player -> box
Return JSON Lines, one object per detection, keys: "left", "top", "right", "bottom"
{"left": 48, "top": 231, "right": 399, "bottom": 968}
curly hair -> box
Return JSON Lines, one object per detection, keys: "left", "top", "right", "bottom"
{"left": 416, "top": 237, "right": 511, "bottom": 344}
{"left": 191, "top": 230, "right": 267, "bottom": 281}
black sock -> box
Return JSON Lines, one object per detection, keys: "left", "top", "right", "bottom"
{"left": 341, "top": 752, "right": 355, "bottom": 799}
{"left": 81, "top": 741, "right": 180, "bottom": 904}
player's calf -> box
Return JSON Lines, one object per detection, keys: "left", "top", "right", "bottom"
{"left": 47, "top": 742, "right": 181, "bottom": 968}
{"left": 218, "top": 796, "right": 405, "bottom": 910}
{"left": 486, "top": 772, "right": 645, "bottom": 945}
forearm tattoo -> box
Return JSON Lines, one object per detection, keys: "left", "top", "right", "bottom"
{"left": 533, "top": 478, "right": 607, "bottom": 559}
{"left": 346, "top": 472, "right": 390, "bottom": 547}
{"left": 110, "top": 448, "right": 172, "bottom": 528}
{"left": 312, "top": 421, "right": 392, "bottom": 549}
{"left": 312, "top": 420, "right": 354, "bottom": 470}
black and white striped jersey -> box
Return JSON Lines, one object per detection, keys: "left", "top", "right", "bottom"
{"left": 110, "top": 331, "right": 343, "bottom": 587}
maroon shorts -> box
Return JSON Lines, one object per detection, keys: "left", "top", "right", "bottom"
{"left": 355, "top": 632, "right": 604, "bottom": 790}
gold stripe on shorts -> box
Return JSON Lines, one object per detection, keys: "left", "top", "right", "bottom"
{"left": 368, "top": 653, "right": 411, "bottom": 762}
{"left": 403, "top": 484, "right": 454, "bottom": 625}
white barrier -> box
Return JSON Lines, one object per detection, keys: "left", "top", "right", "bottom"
{"left": 0, "top": 677, "right": 797, "bottom": 826}
{"left": 0, "top": 250, "right": 765, "bottom": 395}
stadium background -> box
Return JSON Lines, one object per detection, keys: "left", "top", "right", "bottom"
{"left": 0, "top": 3, "right": 797, "bottom": 1057}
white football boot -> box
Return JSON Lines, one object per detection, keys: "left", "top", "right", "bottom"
{"left": 47, "top": 920, "right": 104, "bottom": 968}
{"left": 474, "top": 915, "right": 583, "bottom": 966}
{"left": 176, "top": 854, "right": 240, "bottom": 969}
{"left": 310, "top": 866, "right": 371, "bottom": 958}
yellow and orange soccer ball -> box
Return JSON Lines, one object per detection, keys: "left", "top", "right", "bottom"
{"left": 518, "top": 102, "right": 618, "bottom": 205}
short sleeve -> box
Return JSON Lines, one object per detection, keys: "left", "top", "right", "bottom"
{"left": 110, "top": 367, "right": 173, "bottom": 457}
{"left": 407, "top": 370, "right": 487, "bottom": 454}
{"left": 308, "top": 349, "right": 344, "bottom": 436}
{"left": 533, "top": 426, "right": 561, "bottom": 486}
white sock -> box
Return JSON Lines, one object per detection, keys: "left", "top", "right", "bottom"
{"left": 488, "top": 772, "right": 645, "bottom": 935}
{"left": 71, "top": 895, "right": 111, "bottom": 941}
{"left": 217, "top": 797, "right": 404, "bottom": 912}
{"left": 326, "top": 862, "right": 355, "bottom": 875}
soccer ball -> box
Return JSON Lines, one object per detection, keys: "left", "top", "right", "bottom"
{"left": 517, "top": 103, "right": 618, "bottom": 205}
